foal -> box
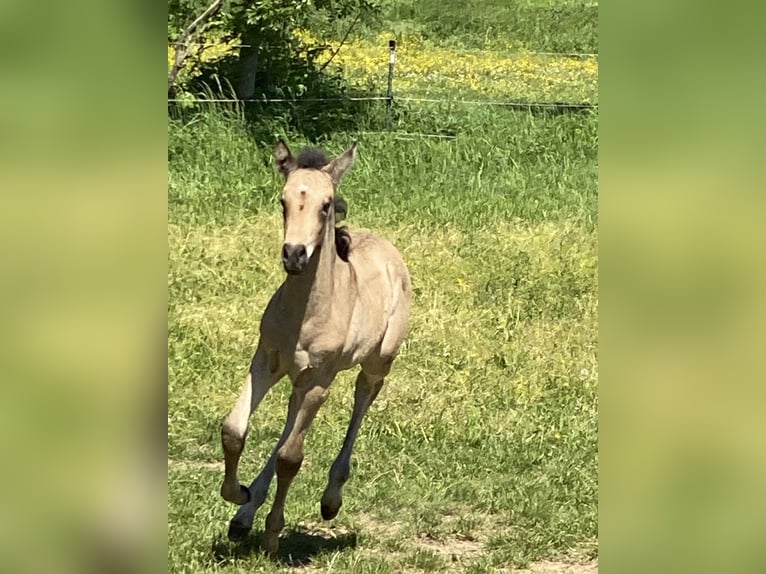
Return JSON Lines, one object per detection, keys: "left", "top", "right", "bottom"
{"left": 219, "top": 140, "right": 412, "bottom": 556}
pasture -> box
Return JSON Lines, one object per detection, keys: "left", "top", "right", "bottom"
{"left": 168, "top": 3, "right": 598, "bottom": 572}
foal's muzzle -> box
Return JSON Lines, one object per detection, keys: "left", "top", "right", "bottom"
{"left": 282, "top": 243, "right": 308, "bottom": 274}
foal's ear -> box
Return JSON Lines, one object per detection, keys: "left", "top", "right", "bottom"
{"left": 273, "top": 139, "right": 297, "bottom": 177}
{"left": 322, "top": 142, "right": 357, "bottom": 186}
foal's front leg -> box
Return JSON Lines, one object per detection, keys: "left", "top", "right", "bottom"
{"left": 220, "top": 345, "right": 281, "bottom": 505}
{"left": 227, "top": 392, "right": 299, "bottom": 541}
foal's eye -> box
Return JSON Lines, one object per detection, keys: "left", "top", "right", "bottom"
{"left": 321, "top": 201, "right": 331, "bottom": 214}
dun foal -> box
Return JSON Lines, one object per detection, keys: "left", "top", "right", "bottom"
{"left": 219, "top": 140, "right": 412, "bottom": 555}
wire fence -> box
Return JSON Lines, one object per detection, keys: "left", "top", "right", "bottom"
{"left": 168, "top": 38, "right": 598, "bottom": 138}
{"left": 168, "top": 41, "right": 599, "bottom": 59}
{"left": 398, "top": 97, "right": 594, "bottom": 109}
{"left": 168, "top": 95, "right": 595, "bottom": 109}
{"left": 167, "top": 96, "right": 390, "bottom": 103}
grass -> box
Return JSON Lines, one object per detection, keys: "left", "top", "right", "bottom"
{"left": 168, "top": 106, "right": 597, "bottom": 226}
{"left": 295, "top": 31, "right": 598, "bottom": 104}
{"left": 168, "top": 2, "right": 598, "bottom": 571}
{"left": 338, "top": 0, "right": 598, "bottom": 54}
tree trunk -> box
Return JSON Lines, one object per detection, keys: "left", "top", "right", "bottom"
{"left": 236, "top": 30, "right": 260, "bottom": 99}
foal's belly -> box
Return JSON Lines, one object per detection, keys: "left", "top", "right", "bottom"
{"left": 295, "top": 319, "right": 387, "bottom": 374}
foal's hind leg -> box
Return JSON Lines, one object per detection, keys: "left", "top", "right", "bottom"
{"left": 320, "top": 369, "right": 384, "bottom": 520}
{"left": 220, "top": 345, "right": 281, "bottom": 505}
{"left": 262, "top": 373, "right": 332, "bottom": 556}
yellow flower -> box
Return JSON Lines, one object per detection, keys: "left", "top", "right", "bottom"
{"left": 168, "top": 31, "right": 598, "bottom": 103}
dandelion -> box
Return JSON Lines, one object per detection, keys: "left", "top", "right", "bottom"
{"left": 314, "top": 33, "right": 597, "bottom": 103}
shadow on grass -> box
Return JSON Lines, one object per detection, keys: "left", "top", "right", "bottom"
{"left": 211, "top": 526, "right": 358, "bottom": 567}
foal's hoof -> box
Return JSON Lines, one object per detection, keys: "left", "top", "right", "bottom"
{"left": 227, "top": 519, "right": 253, "bottom": 542}
{"left": 262, "top": 530, "right": 280, "bottom": 557}
{"left": 321, "top": 500, "right": 341, "bottom": 521}
{"left": 221, "top": 484, "right": 251, "bottom": 505}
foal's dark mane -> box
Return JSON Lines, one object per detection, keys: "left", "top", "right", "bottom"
{"left": 296, "top": 147, "right": 351, "bottom": 262}
{"left": 296, "top": 148, "right": 330, "bottom": 169}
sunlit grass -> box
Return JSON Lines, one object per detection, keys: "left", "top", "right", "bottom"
{"left": 168, "top": 100, "right": 598, "bottom": 571}
{"left": 298, "top": 31, "right": 598, "bottom": 103}
{"left": 168, "top": 213, "right": 597, "bottom": 571}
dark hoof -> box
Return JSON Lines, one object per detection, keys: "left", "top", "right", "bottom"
{"left": 221, "top": 483, "right": 251, "bottom": 505}
{"left": 227, "top": 520, "right": 252, "bottom": 542}
{"left": 321, "top": 501, "right": 340, "bottom": 521}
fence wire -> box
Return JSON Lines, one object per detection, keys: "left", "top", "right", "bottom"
{"left": 168, "top": 96, "right": 596, "bottom": 109}
{"left": 168, "top": 41, "right": 598, "bottom": 59}
{"left": 167, "top": 96, "right": 390, "bottom": 103}
{"left": 168, "top": 38, "right": 597, "bottom": 138}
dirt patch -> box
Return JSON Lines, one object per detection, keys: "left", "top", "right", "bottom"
{"left": 167, "top": 459, "right": 224, "bottom": 471}
{"left": 518, "top": 560, "right": 598, "bottom": 574}
{"left": 353, "top": 511, "right": 406, "bottom": 540}
{"left": 513, "top": 558, "right": 598, "bottom": 573}
{"left": 313, "top": 511, "right": 597, "bottom": 573}
{"left": 417, "top": 532, "right": 484, "bottom": 564}
{"left": 417, "top": 535, "right": 596, "bottom": 573}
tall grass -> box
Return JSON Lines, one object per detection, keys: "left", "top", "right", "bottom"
{"left": 353, "top": 0, "right": 598, "bottom": 53}
{"left": 169, "top": 103, "right": 597, "bottom": 228}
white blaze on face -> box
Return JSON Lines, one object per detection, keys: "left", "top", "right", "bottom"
{"left": 282, "top": 169, "right": 334, "bottom": 260}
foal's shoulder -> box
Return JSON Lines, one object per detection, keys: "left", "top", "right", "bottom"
{"left": 347, "top": 230, "right": 397, "bottom": 255}
{"left": 344, "top": 230, "right": 410, "bottom": 295}
{"left": 347, "top": 229, "right": 376, "bottom": 249}
{"left": 346, "top": 229, "right": 408, "bottom": 275}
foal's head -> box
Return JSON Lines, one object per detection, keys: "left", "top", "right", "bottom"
{"left": 273, "top": 140, "right": 356, "bottom": 274}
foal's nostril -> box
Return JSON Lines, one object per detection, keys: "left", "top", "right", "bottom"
{"left": 282, "top": 243, "right": 308, "bottom": 272}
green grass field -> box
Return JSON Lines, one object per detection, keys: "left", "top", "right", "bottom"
{"left": 168, "top": 2, "right": 598, "bottom": 572}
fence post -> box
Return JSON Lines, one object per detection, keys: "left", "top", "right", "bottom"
{"left": 386, "top": 39, "right": 396, "bottom": 130}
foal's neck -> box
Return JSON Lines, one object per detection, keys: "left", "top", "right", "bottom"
{"left": 283, "top": 218, "right": 338, "bottom": 320}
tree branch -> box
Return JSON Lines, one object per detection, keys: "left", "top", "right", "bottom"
{"left": 168, "top": 0, "right": 225, "bottom": 97}
{"left": 318, "top": 11, "right": 362, "bottom": 73}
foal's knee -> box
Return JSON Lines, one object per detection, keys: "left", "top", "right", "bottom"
{"left": 221, "top": 422, "right": 246, "bottom": 454}
{"left": 276, "top": 444, "right": 303, "bottom": 478}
